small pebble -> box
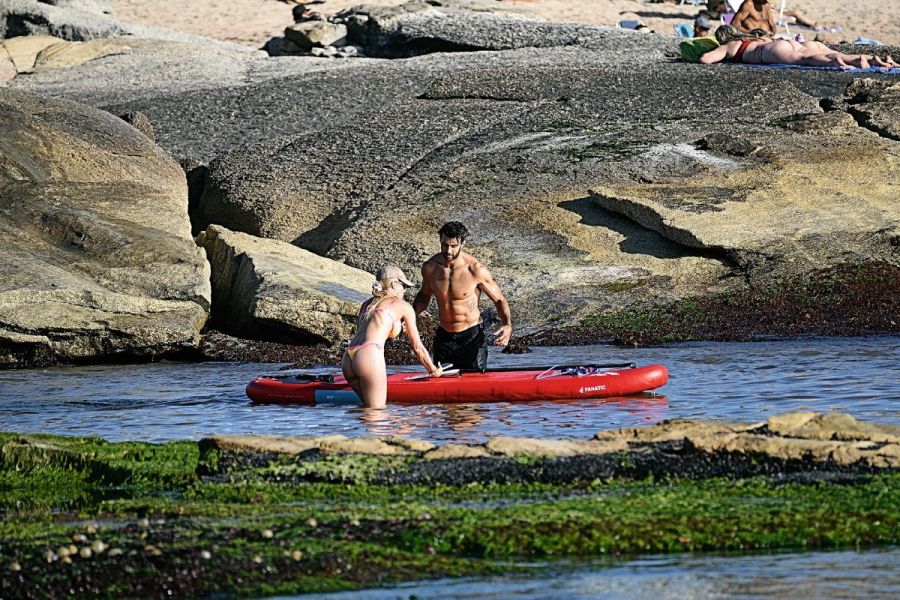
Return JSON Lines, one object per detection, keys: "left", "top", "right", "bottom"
{"left": 43, "top": 550, "right": 57, "bottom": 563}
{"left": 350, "top": 518, "right": 360, "bottom": 527}
{"left": 72, "top": 534, "right": 87, "bottom": 543}
{"left": 200, "top": 550, "right": 212, "bottom": 560}
{"left": 252, "top": 555, "right": 263, "bottom": 564}
{"left": 137, "top": 518, "right": 150, "bottom": 528}
{"left": 261, "top": 529, "right": 274, "bottom": 539}
{"left": 9, "top": 561, "right": 21, "bottom": 572}
{"left": 57, "top": 547, "right": 71, "bottom": 559}
{"left": 85, "top": 524, "right": 98, "bottom": 535}
{"left": 67, "top": 545, "right": 77, "bottom": 556}
{"left": 291, "top": 550, "right": 303, "bottom": 561}
{"left": 107, "top": 548, "right": 123, "bottom": 558}
{"left": 79, "top": 547, "right": 92, "bottom": 559}
{"left": 419, "top": 512, "right": 432, "bottom": 521}
{"left": 144, "top": 545, "right": 162, "bottom": 556}
{"left": 305, "top": 518, "right": 317, "bottom": 528}
{"left": 61, "top": 556, "right": 72, "bottom": 565}
{"left": 90, "top": 540, "right": 107, "bottom": 554}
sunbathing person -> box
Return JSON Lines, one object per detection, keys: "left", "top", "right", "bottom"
{"left": 700, "top": 37, "right": 898, "bottom": 69}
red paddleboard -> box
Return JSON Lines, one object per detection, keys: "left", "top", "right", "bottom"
{"left": 246, "top": 364, "right": 668, "bottom": 405}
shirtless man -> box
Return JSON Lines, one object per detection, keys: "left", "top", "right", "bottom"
{"left": 732, "top": 0, "right": 777, "bottom": 35}
{"left": 413, "top": 221, "right": 512, "bottom": 373}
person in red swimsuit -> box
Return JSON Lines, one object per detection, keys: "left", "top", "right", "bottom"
{"left": 341, "top": 265, "right": 442, "bottom": 409}
{"left": 700, "top": 37, "right": 898, "bottom": 68}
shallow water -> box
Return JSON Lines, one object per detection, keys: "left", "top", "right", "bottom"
{"left": 278, "top": 548, "right": 900, "bottom": 600}
{"left": 0, "top": 336, "right": 897, "bottom": 443}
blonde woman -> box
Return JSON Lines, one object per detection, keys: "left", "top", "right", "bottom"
{"left": 341, "top": 265, "right": 443, "bottom": 408}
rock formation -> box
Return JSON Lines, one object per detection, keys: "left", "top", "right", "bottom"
{"left": 1, "top": 0, "right": 897, "bottom": 359}
{"left": 203, "top": 411, "right": 900, "bottom": 470}
{"left": 0, "top": 89, "right": 210, "bottom": 366}
{"left": 196, "top": 225, "right": 370, "bottom": 344}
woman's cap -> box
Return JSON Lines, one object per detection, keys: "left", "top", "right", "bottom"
{"left": 376, "top": 265, "right": 414, "bottom": 287}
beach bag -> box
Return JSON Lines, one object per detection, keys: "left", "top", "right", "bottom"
{"left": 680, "top": 36, "right": 720, "bottom": 63}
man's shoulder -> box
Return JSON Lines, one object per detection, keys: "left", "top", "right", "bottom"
{"left": 464, "top": 253, "right": 489, "bottom": 275}
{"left": 422, "top": 254, "right": 443, "bottom": 271}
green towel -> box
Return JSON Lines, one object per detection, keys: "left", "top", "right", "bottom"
{"left": 680, "top": 36, "right": 720, "bottom": 63}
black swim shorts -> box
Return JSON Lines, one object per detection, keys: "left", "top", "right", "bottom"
{"left": 433, "top": 323, "right": 488, "bottom": 373}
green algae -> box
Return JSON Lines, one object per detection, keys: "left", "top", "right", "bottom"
{"left": 1, "top": 432, "right": 898, "bottom": 597}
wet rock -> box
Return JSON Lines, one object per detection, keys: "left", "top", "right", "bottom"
{"left": 320, "top": 437, "right": 411, "bottom": 456}
{"left": 201, "top": 434, "right": 343, "bottom": 456}
{"left": 766, "top": 412, "right": 900, "bottom": 443}
{"left": 485, "top": 437, "right": 626, "bottom": 458}
{"left": 195, "top": 225, "right": 369, "bottom": 344}
{"left": 383, "top": 437, "right": 435, "bottom": 453}
{"left": 424, "top": 444, "right": 491, "bottom": 460}
{"left": 202, "top": 412, "right": 900, "bottom": 472}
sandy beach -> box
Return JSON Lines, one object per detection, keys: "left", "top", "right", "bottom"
{"left": 105, "top": 0, "right": 900, "bottom": 49}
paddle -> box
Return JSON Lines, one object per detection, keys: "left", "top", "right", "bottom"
{"left": 269, "top": 362, "right": 637, "bottom": 382}
{"left": 461, "top": 362, "right": 637, "bottom": 374}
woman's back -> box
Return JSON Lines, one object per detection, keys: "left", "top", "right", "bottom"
{"left": 350, "top": 298, "right": 405, "bottom": 346}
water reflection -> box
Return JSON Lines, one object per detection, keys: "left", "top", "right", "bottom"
{"left": 349, "top": 396, "right": 669, "bottom": 440}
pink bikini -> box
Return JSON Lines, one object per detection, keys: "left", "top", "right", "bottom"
{"left": 345, "top": 300, "right": 402, "bottom": 359}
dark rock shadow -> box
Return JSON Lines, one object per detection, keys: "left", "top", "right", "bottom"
{"left": 294, "top": 208, "right": 356, "bottom": 255}
{"left": 559, "top": 196, "right": 697, "bottom": 259}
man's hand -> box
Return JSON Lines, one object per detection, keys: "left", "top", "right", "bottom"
{"left": 493, "top": 324, "right": 512, "bottom": 346}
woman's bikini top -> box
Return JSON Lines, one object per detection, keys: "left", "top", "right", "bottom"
{"left": 359, "top": 300, "right": 403, "bottom": 339}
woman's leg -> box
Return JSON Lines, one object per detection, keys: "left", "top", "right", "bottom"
{"left": 872, "top": 54, "right": 899, "bottom": 68}
{"left": 349, "top": 345, "right": 388, "bottom": 408}
{"left": 341, "top": 352, "right": 365, "bottom": 402}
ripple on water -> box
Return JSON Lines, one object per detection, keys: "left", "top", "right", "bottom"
{"left": 0, "top": 336, "right": 897, "bottom": 443}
